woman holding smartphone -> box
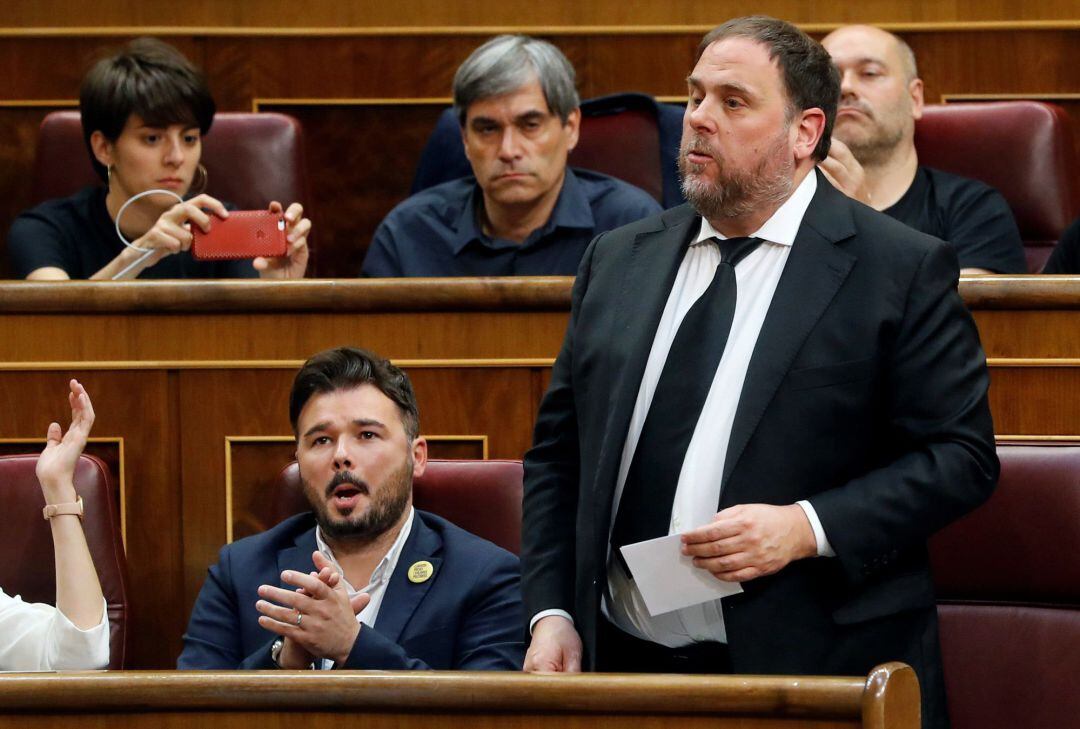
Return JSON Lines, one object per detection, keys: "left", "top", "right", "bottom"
{"left": 8, "top": 38, "right": 310, "bottom": 280}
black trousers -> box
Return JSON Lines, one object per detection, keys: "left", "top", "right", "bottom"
{"left": 596, "top": 617, "right": 732, "bottom": 674}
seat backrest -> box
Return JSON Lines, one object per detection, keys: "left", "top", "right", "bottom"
{"left": 929, "top": 443, "right": 1080, "bottom": 729}
{"left": 271, "top": 459, "right": 523, "bottom": 554}
{"left": 914, "top": 102, "right": 1079, "bottom": 272}
{"left": 0, "top": 454, "right": 130, "bottom": 669}
{"left": 410, "top": 93, "right": 687, "bottom": 208}
{"left": 31, "top": 111, "right": 311, "bottom": 214}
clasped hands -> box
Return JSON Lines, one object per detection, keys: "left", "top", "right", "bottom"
{"left": 256, "top": 551, "right": 369, "bottom": 668}
{"left": 523, "top": 503, "right": 817, "bottom": 673}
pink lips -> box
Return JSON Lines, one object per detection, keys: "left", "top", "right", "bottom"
{"left": 331, "top": 484, "right": 365, "bottom": 511}
{"left": 157, "top": 178, "right": 184, "bottom": 189}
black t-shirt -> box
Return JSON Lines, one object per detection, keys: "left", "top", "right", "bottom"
{"left": 1043, "top": 217, "right": 1080, "bottom": 274}
{"left": 883, "top": 167, "right": 1027, "bottom": 273}
{"left": 6, "top": 186, "right": 258, "bottom": 280}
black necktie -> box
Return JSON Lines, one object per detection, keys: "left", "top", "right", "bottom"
{"left": 610, "top": 236, "right": 763, "bottom": 561}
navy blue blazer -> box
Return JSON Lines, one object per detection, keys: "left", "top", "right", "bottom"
{"left": 178, "top": 509, "right": 524, "bottom": 670}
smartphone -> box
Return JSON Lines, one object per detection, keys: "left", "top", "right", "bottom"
{"left": 190, "top": 210, "right": 288, "bottom": 261}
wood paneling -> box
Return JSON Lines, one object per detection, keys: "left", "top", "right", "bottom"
{"left": 1, "top": 0, "right": 1078, "bottom": 28}
{"left": 0, "top": 28, "right": 1077, "bottom": 277}
{"left": 0, "top": 665, "right": 919, "bottom": 729}
{"left": 0, "top": 278, "right": 1077, "bottom": 667}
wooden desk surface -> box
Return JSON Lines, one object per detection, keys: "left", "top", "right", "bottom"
{"left": 0, "top": 663, "right": 919, "bottom": 729}
{"left": 0, "top": 276, "right": 1076, "bottom": 668}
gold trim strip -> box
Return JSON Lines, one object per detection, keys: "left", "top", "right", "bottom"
{"left": 0, "top": 437, "right": 127, "bottom": 549}
{"left": 2, "top": 22, "right": 1079, "bottom": 38}
{"left": 0, "top": 358, "right": 557, "bottom": 371}
{"left": 254, "top": 97, "right": 451, "bottom": 110}
{"left": 986, "top": 358, "right": 1080, "bottom": 367}
{"left": 996, "top": 435, "right": 1080, "bottom": 442}
{"left": 943, "top": 93, "right": 1080, "bottom": 101}
{"left": 0, "top": 99, "right": 78, "bottom": 108}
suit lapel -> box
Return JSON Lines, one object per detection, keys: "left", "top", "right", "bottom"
{"left": 720, "top": 175, "right": 858, "bottom": 501}
{"left": 277, "top": 525, "right": 319, "bottom": 583}
{"left": 593, "top": 206, "right": 700, "bottom": 515}
{"left": 370, "top": 513, "right": 442, "bottom": 643}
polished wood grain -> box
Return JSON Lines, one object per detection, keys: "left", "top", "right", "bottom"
{"left": 0, "top": 0, "right": 1077, "bottom": 27}
{"left": 0, "top": 664, "right": 919, "bottom": 729}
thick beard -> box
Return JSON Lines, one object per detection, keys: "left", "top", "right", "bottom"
{"left": 304, "top": 458, "right": 412, "bottom": 546}
{"left": 679, "top": 131, "right": 795, "bottom": 221}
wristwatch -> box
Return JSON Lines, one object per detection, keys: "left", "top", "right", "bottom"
{"left": 270, "top": 637, "right": 286, "bottom": 668}
{"left": 270, "top": 638, "right": 316, "bottom": 670}
{"left": 43, "top": 497, "right": 84, "bottom": 521}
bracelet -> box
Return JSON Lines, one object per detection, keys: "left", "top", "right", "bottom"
{"left": 43, "top": 496, "right": 84, "bottom": 521}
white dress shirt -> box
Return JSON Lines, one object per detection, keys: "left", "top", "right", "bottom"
{"left": 602, "top": 171, "right": 834, "bottom": 647}
{"left": 0, "top": 588, "right": 109, "bottom": 671}
{"left": 313, "top": 506, "right": 415, "bottom": 669}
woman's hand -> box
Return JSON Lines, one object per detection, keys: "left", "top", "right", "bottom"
{"left": 118, "top": 194, "right": 229, "bottom": 275}
{"left": 254, "top": 201, "right": 311, "bottom": 279}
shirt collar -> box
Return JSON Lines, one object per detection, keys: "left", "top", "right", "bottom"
{"left": 449, "top": 168, "right": 595, "bottom": 256}
{"left": 314, "top": 506, "right": 415, "bottom": 595}
{"left": 694, "top": 170, "right": 817, "bottom": 247}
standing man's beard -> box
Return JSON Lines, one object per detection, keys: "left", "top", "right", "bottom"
{"left": 678, "top": 131, "right": 795, "bottom": 222}
{"left": 303, "top": 459, "right": 413, "bottom": 546}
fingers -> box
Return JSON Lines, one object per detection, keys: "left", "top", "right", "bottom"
{"left": 258, "top": 583, "right": 309, "bottom": 610}
{"left": 44, "top": 421, "right": 62, "bottom": 445}
{"left": 311, "top": 551, "right": 334, "bottom": 572}
{"left": 68, "top": 379, "right": 95, "bottom": 433}
{"left": 279, "top": 569, "right": 333, "bottom": 599}
{"left": 186, "top": 194, "right": 229, "bottom": 220}
{"left": 349, "top": 592, "right": 371, "bottom": 616}
{"left": 287, "top": 217, "right": 311, "bottom": 244}
{"left": 681, "top": 519, "right": 740, "bottom": 545}
{"left": 256, "top": 598, "right": 303, "bottom": 625}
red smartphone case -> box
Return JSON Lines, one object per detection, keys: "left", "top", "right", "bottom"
{"left": 190, "top": 210, "right": 288, "bottom": 261}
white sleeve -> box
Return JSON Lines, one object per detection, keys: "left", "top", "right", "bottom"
{"left": 796, "top": 500, "right": 836, "bottom": 558}
{"left": 0, "top": 589, "right": 109, "bottom": 671}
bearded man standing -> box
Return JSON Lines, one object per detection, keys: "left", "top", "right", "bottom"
{"left": 179, "top": 347, "right": 523, "bottom": 670}
{"left": 521, "top": 16, "right": 997, "bottom": 729}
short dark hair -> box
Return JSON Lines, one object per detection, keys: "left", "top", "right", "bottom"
{"left": 452, "top": 34, "right": 580, "bottom": 126}
{"left": 79, "top": 37, "right": 216, "bottom": 182}
{"left": 289, "top": 347, "right": 420, "bottom": 440}
{"left": 697, "top": 16, "right": 839, "bottom": 161}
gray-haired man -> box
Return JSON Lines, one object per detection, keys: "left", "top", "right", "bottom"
{"left": 362, "top": 35, "right": 661, "bottom": 277}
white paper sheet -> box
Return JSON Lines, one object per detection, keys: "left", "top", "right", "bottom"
{"left": 620, "top": 533, "right": 743, "bottom": 616}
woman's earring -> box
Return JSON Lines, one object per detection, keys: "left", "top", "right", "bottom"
{"left": 191, "top": 163, "right": 209, "bottom": 195}
{"left": 106, "top": 165, "right": 113, "bottom": 188}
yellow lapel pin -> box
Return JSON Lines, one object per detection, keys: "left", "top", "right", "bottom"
{"left": 408, "top": 560, "right": 434, "bottom": 584}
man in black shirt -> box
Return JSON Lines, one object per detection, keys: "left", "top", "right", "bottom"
{"left": 1043, "top": 217, "right": 1080, "bottom": 273}
{"left": 820, "top": 25, "right": 1026, "bottom": 274}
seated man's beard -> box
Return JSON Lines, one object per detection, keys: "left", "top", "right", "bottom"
{"left": 679, "top": 134, "right": 794, "bottom": 221}
{"left": 305, "top": 461, "right": 413, "bottom": 545}
{"left": 835, "top": 102, "right": 907, "bottom": 167}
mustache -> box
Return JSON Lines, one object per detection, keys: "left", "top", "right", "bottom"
{"left": 324, "top": 471, "right": 369, "bottom": 499}
{"left": 682, "top": 135, "right": 712, "bottom": 157}
{"left": 838, "top": 100, "right": 873, "bottom": 117}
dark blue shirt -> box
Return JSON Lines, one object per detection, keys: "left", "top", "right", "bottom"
{"left": 362, "top": 168, "right": 662, "bottom": 277}
{"left": 7, "top": 186, "right": 258, "bottom": 280}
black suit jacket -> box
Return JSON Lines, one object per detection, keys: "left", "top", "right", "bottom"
{"left": 522, "top": 172, "right": 997, "bottom": 727}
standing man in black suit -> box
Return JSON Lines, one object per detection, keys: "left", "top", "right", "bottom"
{"left": 520, "top": 16, "right": 997, "bottom": 729}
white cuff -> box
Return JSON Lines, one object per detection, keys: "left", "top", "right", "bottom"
{"left": 529, "top": 609, "right": 574, "bottom": 635}
{"left": 796, "top": 500, "right": 836, "bottom": 558}
{"left": 50, "top": 596, "right": 110, "bottom": 670}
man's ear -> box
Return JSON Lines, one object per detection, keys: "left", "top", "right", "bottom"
{"left": 793, "top": 108, "right": 827, "bottom": 162}
{"left": 909, "top": 78, "right": 925, "bottom": 121}
{"left": 411, "top": 436, "right": 428, "bottom": 478}
{"left": 89, "top": 130, "right": 113, "bottom": 169}
{"left": 563, "top": 107, "right": 581, "bottom": 152}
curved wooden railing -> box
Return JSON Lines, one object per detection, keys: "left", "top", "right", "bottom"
{"left": 0, "top": 663, "right": 919, "bottom": 729}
